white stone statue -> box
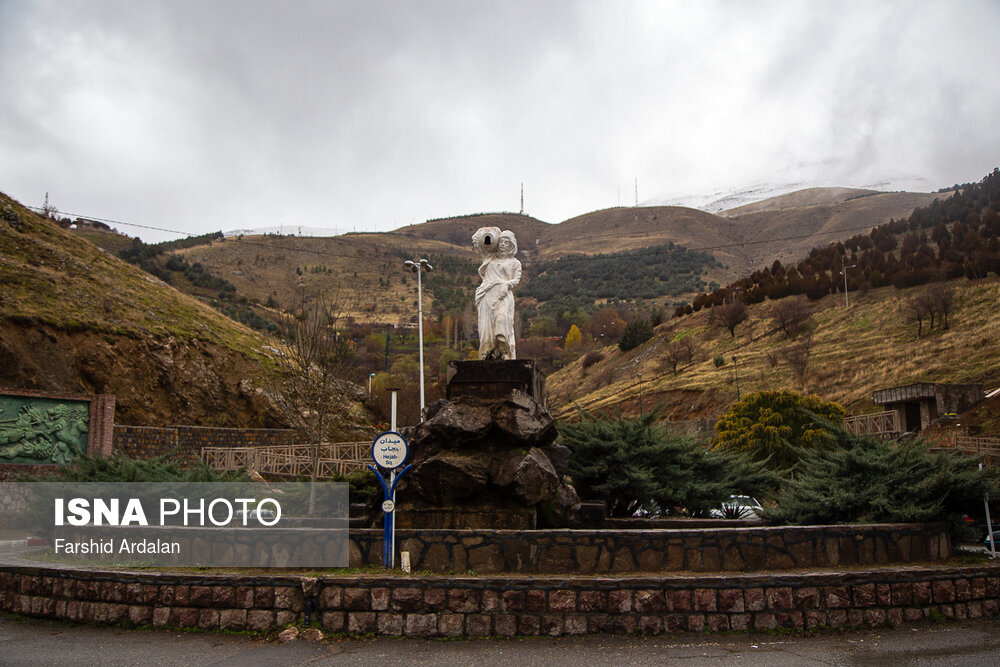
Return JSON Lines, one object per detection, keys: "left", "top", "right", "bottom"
{"left": 472, "top": 226, "right": 522, "bottom": 360}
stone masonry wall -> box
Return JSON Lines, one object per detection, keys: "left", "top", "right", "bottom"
{"left": 113, "top": 425, "right": 305, "bottom": 462}
{"left": 1, "top": 564, "right": 998, "bottom": 636}
{"left": 350, "top": 524, "right": 951, "bottom": 574}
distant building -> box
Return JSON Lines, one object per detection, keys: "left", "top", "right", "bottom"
{"left": 872, "top": 383, "right": 984, "bottom": 433}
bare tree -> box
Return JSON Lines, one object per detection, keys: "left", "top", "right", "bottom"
{"left": 710, "top": 301, "right": 749, "bottom": 338}
{"left": 781, "top": 335, "right": 813, "bottom": 384}
{"left": 663, "top": 337, "right": 696, "bottom": 375}
{"left": 769, "top": 297, "right": 810, "bottom": 338}
{"left": 266, "top": 292, "right": 357, "bottom": 514}
{"left": 932, "top": 287, "right": 954, "bottom": 330}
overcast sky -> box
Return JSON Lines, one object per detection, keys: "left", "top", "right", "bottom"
{"left": 1, "top": 1, "right": 998, "bottom": 242}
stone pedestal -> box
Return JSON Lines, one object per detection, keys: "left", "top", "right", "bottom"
{"left": 446, "top": 359, "right": 546, "bottom": 407}
{"left": 381, "top": 360, "right": 578, "bottom": 530}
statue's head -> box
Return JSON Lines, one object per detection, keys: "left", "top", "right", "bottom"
{"left": 472, "top": 226, "right": 502, "bottom": 257}
{"left": 498, "top": 230, "right": 517, "bottom": 257}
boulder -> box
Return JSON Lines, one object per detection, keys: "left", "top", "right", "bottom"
{"left": 409, "top": 451, "right": 489, "bottom": 505}
{"left": 493, "top": 391, "right": 556, "bottom": 447}
{"left": 493, "top": 447, "right": 559, "bottom": 506}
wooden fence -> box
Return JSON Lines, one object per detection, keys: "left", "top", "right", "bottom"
{"left": 844, "top": 411, "right": 900, "bottom": 438}
{"left": 201, "top": 442, "right": 370, "bottom": 479}
{"left": 950, "top": 435, "right": 1000, "bottom": 456}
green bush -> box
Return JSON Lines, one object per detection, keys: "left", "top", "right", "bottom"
{"left": 618, "top": 319, "right": 654, "bottom": 351}
{"left": 766, "top": 431, "right": 1000, "bottom": 535}
{"left": 559, "top": 409, "right": 775, "bottom": 517}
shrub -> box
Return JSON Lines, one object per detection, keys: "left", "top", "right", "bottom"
{"left": 619, "top": 319, "right": 654, "bottom": 351}
{"left": 713, "top": 390, "right": 846, "bottom": 470}
{"left": 766, "top": 432, "right": 1000, "bottom": 534}
{"left": 559, "top": 409, "right": 775, "bottom": 517}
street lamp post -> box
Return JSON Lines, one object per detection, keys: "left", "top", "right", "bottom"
{"left": 638, "top": 373, "right": 643, "bottom": 418}
{"left": 732, "top": 355, "right": 740, "bottom": 401}
{"left": 842, "top": 260, "right": 857, "bottom": 308}
{"left": 404, "top": 258, "right": 433, "bottom": 419}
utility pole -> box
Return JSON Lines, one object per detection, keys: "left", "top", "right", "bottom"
{"left": 634, "top": 178, "right": 638, "bottom": 207}
{"left": 520, "top": 183, "right": 524, "bottom": 215}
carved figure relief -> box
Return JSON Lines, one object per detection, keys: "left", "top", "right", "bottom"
{"left": 472, "top": 226, "right": 522, "bottom": 360}
{"left": 0, "top": 401, "right": 89, "bottom": 464}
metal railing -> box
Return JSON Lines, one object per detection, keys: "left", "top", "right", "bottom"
{"left": 201, "top": 442, "right": 370, "bottom": 479}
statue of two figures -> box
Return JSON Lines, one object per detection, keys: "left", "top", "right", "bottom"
{"left": 472, "top": 227, "right": 522, "bottom": 360}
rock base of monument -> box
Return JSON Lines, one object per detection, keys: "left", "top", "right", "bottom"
{"left": 380, "top": 360, "right": 578, "bottom": 530}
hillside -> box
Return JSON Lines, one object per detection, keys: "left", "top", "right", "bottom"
{"left": 723, "top": 190, "right": 942, "bottom": 271}
{"left": 158, "top": 188, "right": 936, "bottom": 330}
{"left": 546, "top": 277, "right": 1000, "bottom": 427}
{"left": 0, "top": 193, "right": 282, "bottom": 427}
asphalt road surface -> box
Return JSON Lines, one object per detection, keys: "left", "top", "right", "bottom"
{"left": 2, "top": 614, "right": 1000, "bottom": 665}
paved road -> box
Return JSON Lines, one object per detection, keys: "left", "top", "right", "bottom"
{"left": 2, "top": 614, "right": 1000, "bottom": 665}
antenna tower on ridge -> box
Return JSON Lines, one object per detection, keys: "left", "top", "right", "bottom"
{"left": 520, "top": 183, "right": 524, "bottom": 215}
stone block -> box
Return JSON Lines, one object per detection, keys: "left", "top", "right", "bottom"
{"left": 578, "top": 590, "right": 608, "bottom": 612}
{"left": 887, "top": 608, "right": 903, "bottom": 627}
{"left": 254, "top": 586, "right": 274, "bottom": 609}
{"left": 686, "top": 614, "right": 705, "bottom": 632}
{"left": 424, "top": 588, "right": 447, "bottom": 611}
{"left": 501, "top": 590, "right": 525, "bottom": 612}
{"left": 482, "top": 590, "right": 499, "bottom": 611}
{"left": 693, "top": 588, "right": 717, "bottom": 612}
{"left": 804, "top": 610, "right": 826, "bottom": 629}
{"left": 824, "top": 586, "right": 850, "bottom": 608}
{"left": 913, "top": 581, "right": 932, "bottom": 605}
{"left": 198, "top": 609, "right": 220, "bottom": 629}
{"left": 518, "top": 614, "right": 540, "bottom": 635}
{"left": 565, "top": 614, "right": 588, "bottom": 635}
{"left": 891, "top": 582, "right": 914, "bottom": 606}
{"left": 902, "top": 607, "right": 924, "bottom": 623}
{"left": 275, "top": 587, "right": 302, "bottom": 611}
{"left": 526, "top": 590, "right": 548, "bottom": 612}
{"left": 152, "top": 607, "right": 170, "bottom": 627}
{"left": 848, "top": 609, "right": 864, "bottom": 626}
{"left": 932, "top": 580, "right": 956, "bottom": 604}
{"left": 776, "top": 611, "right": 803, "bottom": 628}
{"left": 754, "top": 613, "right": 778, "bottom": 631}
{"left": 189, "top": 586, "right": 212, "bottom": 607}
{"left": 766, "top": 587, "right": 793, "bottom": 610}
{"left": 638, "top": 615, "right": 661, "bottom": 635}
{"left": 707, "top": 614, "right": 729, "bottom": 632}
{"left": 375, "top": 612, "right": 403, "bottom": 635}
{"left": 954, "top": 578, "right": 971, "bottom": 602}
{"left": 220, "top": 609, "right": 247, "bottom": 630}
{"left": 391, "top": 588, "right": 422, "bottom": 612}
{"left": 466, "top": 613, "right": 492, "bottom": 636}
{"left": 494, "top": 613, "right": 517, "bottom": 636}
{"left": 371, "top": 588, "right": 389, "bottom": 611}
{"left": 633, "top": 590, "right": 664, "bottom": 613}
{"left": 549, "top": 590, "right": 577, "bottom": 612}
{"left": 972, "top": 578, "right": 987, "bottom": 599}
{"left": 608, "top": 590, "right": 631, "bottom": 613}
{"left": 876, "top": 583, "right": 891, "bottom": 606}
{"left": 235, "top": 586, "right": 255, "bottom": 609}
{"left": 439, "top": 613, "right": 465, "bottom": 637}
{"left": 730, "top": 613, "right": 750, "bottom": 631}
{"left": 662, "top": 589, "right": 690, "bottom": 614}
{"left": 212, "top": 586, "right": 235, "bottom": 608}
{"left": 128, "top": 605, "right": 152, "bottom": 626}
{"left": 448, "top": 588, "right": 478, "bottom": 613}
{"left": 664, "top": 614, "right": 687, "bottom": 633}
{"left": 612, "top": 614, "right": 638, "bottom": 634}
{"left": 249, "top": 609, "right": 277, "bottom": 631}
{"left": 852, "top": 584, "right": 876, "bottom": 607}
{"left": 828, "top": 609, "right": 848, "bottom": 628}
{"left": 348, "top": 612, "right": 377, "bottom": 634}
{"left": 744, "top": 588, "right": 765, "bottom": 612}
{"left": 794, "top": 586, "right": 819, "bottom": 610}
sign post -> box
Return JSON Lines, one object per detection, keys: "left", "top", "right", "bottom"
{"left": 368, "top": 431, "right": 411, "bottom": 568}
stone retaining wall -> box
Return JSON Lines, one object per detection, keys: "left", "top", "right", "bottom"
{"left": 2, "top": 563, "right": 998, "bottom": 636}
{"left": 113, "top": 425, "right": 305, "bottom": 461}
{"left": 350, "top": 524, "right": 952, "bottom": 574}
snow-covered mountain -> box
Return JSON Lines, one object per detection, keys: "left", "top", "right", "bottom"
{"left": 644, "top": 172, "right": 938, "bottom": 214}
